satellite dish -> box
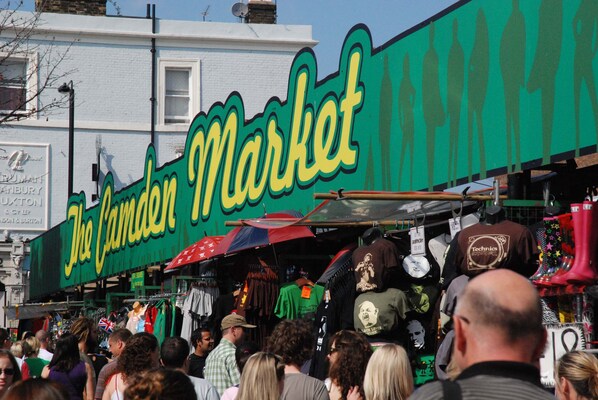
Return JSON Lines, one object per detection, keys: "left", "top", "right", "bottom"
{"left": 231, "top": 2, "right": 248, "bottom": 18}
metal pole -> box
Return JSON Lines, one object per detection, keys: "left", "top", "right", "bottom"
{"left": 68, "top": 85, "right": 75, "bottom": 196}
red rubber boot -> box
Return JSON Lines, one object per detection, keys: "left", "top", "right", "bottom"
{"left": 554, "top": 202, "right": 598, "bottom": 285}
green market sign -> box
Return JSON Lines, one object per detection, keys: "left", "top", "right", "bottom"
{"left": 31, "top": 0, "right": 598, "bottom": 297}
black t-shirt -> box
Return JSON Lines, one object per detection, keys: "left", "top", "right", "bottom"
{"left": 188, "top": 353, "right": 207, "bottom": 378}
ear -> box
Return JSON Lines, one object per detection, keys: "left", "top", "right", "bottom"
{"left": 558, "top": 377, "right": 571, "bottom": 399}
{"left": 453, "top": 317, "right": 467, "bottom": 354}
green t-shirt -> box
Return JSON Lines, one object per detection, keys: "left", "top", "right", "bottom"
{"left": 274, "top": 283, "right": 324, "bottom": 320}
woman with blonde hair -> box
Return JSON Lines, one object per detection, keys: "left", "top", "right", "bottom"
{"left": 236, "top": 352, "right": 285, "bottom": 400}
{"left": 22, "top": 336, "right": 49, "bottom": 379}
{"left": 362, "top": 344, "right": 413, "bottom": 400}
{"left": 555, "top": 350, "right": 598, "bottom": 400}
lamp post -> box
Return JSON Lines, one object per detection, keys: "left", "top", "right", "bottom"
{"left": 58, "top": 81, "right": 74, "bottom": 197}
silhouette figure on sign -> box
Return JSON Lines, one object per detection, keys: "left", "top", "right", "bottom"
{"left": 527, "top": 0, "right": 563, "bottom": 165}
{"left": 422, "top": 22, "right": 445, "bottom": 191}
{"left": 398, "top": 53, "right": 416, "bottom": 191}
{"left": 467, "top": 9, "right": 489, "bottom": 181}
{"left": 446, "top": 19, "right": 465, "bottom": 187}
{"left": 573, "top": 0, "right": 598, "bottom": 156}
{"left": 379, "top": 55, "right": 393, "bottom": 191}
{"left": 500, "top": 0, "right": 526, "bottom": 173}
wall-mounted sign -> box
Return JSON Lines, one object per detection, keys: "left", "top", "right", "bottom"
{"left": 30, "top": 0, "right": 598, "bottom": 297}
{"left": 0, "top": 143, "right": 49, "bottom": 232}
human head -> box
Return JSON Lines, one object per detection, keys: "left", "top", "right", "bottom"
{"left": 0, "top": 349, "right": 22, "bottom": 396}
{"left": 49, "top": 333, "right": 80, "bottom": 372}
{"left": 555, "top": 351, "right": 598, "bottom": 400}
{"left": 108, "top": 329, "right": 132, "bottom": 359}
{"left": 35, "top": 330, "right": 51, "bottom": 350}
{"left": 2, "top": 378, "right": 69, "bottom": 400}
{"left": 453, "top": 269, "right": 546, "bottom": 370}
{"left": 0, "top": 329, "right": 10, "bottom": 350}
{"left": 328, "top": 330, "right": 373, "bottom": 400}
{"left": 236, "top": 352, "right": 285, "bottom": 400}
{"left": 22, "top": 337, "right": 40, "bottom": 358}
{"left": 235, "top": 341, "right": 260, "bottom": 373}
{"left": 265, "top": 319, "right": 313, "bottom": 367}
{"left": 118, "top": 332, "right": 160, "bottom": 380}
{"left": 363, "top": 344, "right": 413, "bottom": 400}
{"left": 69, "top": 317, "right": 97, "bottom": 352}
{"left": 9, "top": 342, "right": 22, "bottom": 359}
{"left": 190, "top": 328, "right": 214, "bottom": 355}
{"left": 160, "top": 337, "right": 189, "bottom": 370}
{"left": 124, "top": 368, "right": 197, "bottom": 400}
{"left": 221, "top": 314, "right": 255, "bottom": 345}
{"left": 407, "top": 320, "right": 426, "bottom": 350}
{"left": 358, "top": 301, "right": 379, "bottom": 328}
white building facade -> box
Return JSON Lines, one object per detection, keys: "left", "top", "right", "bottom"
{"left": 0, "top": 1, "right": 315, "bottom": 324}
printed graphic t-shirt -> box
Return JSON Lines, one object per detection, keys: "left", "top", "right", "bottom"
{"left": 352, "top": 238, "right": 400, "bottom": 293}
{"left": 353, "top": 288, "right": 410, "bottom": 336}
{"left": 454, "top": 220, "right": 538, "bottom": 277}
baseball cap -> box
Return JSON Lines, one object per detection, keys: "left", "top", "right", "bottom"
{"left": 221, "top": 314, "right": 256, "bottom": 331}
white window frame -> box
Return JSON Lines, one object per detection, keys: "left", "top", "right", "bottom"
{"left": 158, "top": 59, "right": 200, "bottom": 126}
{"left": 0, "top": 52, "right": 38, "bottom": 119}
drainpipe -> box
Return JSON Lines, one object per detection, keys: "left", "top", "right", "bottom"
{"left": 148, "top": 4, "right": 156, "bottom": 145}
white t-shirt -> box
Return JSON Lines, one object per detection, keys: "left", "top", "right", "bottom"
{"left": 189, "top": 375, "right": 220, "bottom": 400}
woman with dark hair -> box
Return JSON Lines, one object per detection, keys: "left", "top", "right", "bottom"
{"left": 123, "top": 368, "right": 197, "bottom": 400}
{"left": 102, "top": 333, "right": 160, "bottom": 400}
{"left": 2, "top": 378, "right": 69, "bottom": 400}
{"left": 0, "top": 349, "right": 22, "bottom": 397}
{"left": 326, "top": 330, "right": 372, "bottom": 400}
{"left": 41, "top": 333, "right": 94, "bottom": 400}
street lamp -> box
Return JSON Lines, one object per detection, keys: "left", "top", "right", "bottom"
{"left": 58, "top": 81, "right": 74, "bottom": 197}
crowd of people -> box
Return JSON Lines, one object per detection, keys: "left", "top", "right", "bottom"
{"left": 0, "top": 270, "right": 595, "bottom": 399}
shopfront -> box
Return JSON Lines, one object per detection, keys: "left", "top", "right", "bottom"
{"left": 26, "top": 0, "right": 598, "bottom": 387}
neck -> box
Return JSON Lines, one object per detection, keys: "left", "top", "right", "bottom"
{"left": 284, "top": 364, "right": 301, "bottom": 374}
{"left": 195, "top": 348, "right": 207, "bottom": 357}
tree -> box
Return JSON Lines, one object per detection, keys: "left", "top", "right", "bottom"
{"left": 0, "top": 0, "right": 73, "bottom": 125}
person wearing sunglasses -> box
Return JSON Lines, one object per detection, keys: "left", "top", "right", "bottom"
{"left": 326, "top": 330, "right": 372, "bottom": 400}
{"left": 0, "top": 349, "right": 22, "bottom": 397}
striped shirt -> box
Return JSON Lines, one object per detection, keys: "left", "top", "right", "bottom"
{"left": 409, "top": 361, "right": 554, "bottom": 400}
{"left": 204, "top": 338, "right": 240, "bottom": 396}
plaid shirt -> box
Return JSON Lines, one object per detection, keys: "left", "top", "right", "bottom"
{"left": 204, "top": 338, "right": 240, "bottom": 395}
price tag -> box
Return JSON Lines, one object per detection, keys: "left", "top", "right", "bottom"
{"left": 301, "top": 285, "right": 312, "bottom": 299}
{"left": 448, "top": 217, "right": 462, "bottom": 239}
{"left": 410, "top": 226, "right": 426, "bottom": 255}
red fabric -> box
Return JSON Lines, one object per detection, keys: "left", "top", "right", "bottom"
{"left": 144, "top": 306, "right": 158, "bottom": 334}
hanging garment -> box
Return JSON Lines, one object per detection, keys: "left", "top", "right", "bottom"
{"left": 274, "top": 283, "right": 324, "bottom": 320}
{"left": 180, "top": 284, "right": 220, "bottom": 343}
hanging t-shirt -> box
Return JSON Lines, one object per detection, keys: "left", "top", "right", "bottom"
{"left": 453, "top": 220, "right": 538, "bottom": 277}
{"left": 274, "top": 283, "right": 324, "bottom": 320}
{"left": 352, "top": 238, "right": 400, "bottom": 293}
{"left": 353, "top": 288, "right": 410, "bottom": 336}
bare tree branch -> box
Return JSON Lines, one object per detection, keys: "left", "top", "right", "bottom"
{"left": 0, "top": 0, "right": 74, "bottom": 125}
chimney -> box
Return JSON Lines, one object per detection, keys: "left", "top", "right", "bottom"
{"left": 246, "top": 0, "right": 276, "bottom": 24}
{"left": 35, "top": 0, "right": 107, "bottom": 16}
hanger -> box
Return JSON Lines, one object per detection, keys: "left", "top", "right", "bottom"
{"left": 295, "top": 268, "right": 314, "bottom": 287}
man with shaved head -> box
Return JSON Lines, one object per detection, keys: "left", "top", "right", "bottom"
{"left": 409, "top": 269, "right": 553, "bottom": 399}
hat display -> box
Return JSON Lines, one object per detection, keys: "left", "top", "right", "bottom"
{"left": 220, "top": 314, "right": 256, "bottom": 331}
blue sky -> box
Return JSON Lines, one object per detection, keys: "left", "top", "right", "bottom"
{"left": 22, "top": 0, "right": 459, "bottom": 79}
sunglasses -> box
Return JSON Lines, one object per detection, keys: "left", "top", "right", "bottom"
{"left": 0, "top": 368, "right": 14, "bottom": 376}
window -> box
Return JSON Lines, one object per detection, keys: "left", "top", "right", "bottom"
{"left": 0, "top": 58, "right": 27, "bottom": 115}
{"left": 0, "top": 53, "right": 37, "bottom": 118}
{"left": 159, "top": 59, "right": 199, "bottom": 125}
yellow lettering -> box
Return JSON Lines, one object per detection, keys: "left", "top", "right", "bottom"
{"left": 337, "top": 51, "right": 362, "bottom": 166}
{"left": 313, "top": 99, "right": 339, "bottom": 175}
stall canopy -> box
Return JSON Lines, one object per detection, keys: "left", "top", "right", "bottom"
{"left": 5, "top": 300, "right": 84, "bottom": 320}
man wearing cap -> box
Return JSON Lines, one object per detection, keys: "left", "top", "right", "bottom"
{"left": 204, "top": 313, "right": 255, "bottom": 395}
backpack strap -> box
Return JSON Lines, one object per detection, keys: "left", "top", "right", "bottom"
{"left": 441, "top": 379, "right": 462, "bottom": 400}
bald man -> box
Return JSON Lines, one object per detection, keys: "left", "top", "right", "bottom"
{"left": 409, "top": 269, "right": 553, "bottom": 399}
